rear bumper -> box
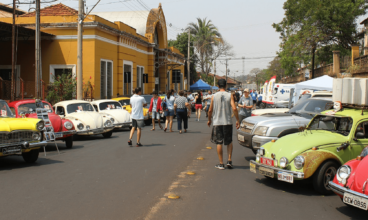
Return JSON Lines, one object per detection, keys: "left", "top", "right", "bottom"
{"left": 329, "top": 181, "right": 368, "bottom": 199}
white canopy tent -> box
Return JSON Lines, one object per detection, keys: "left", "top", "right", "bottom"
{"left": 294, "top": 75, "right": 334, "bottom": 103}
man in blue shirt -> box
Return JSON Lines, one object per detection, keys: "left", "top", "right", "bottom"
{"left": 250, "top": 90, "right": 258, "bottom": 109}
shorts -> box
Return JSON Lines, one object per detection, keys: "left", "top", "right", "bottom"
{"left": 152, "top": 111, "right": 160, "bottom": 120}
{"left": 211, "top": 125, "right": 233, "bottom": 145}
{"left": 195, "top": 104, "right": 202, "bottom": 110}
{"left": 205, "top": 105, "right": 210, "bottom": 112}
{"left": 132, "top": 119, "right": 145, "bottom": 129}
{"left": 164, "top": 109, "right": 175, "bottom": 117}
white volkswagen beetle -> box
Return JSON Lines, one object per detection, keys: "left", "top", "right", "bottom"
{"left": 91, "top": 100, "right": 132, "bottom": 129}
{"left": 53, "top": 100, "right": 114, "bottom": 138}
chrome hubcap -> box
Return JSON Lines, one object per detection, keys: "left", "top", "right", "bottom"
{"left": 324, "top": 167, "right": 337, "bottom": 188}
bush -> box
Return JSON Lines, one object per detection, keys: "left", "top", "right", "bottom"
{"left": 46, "top": 73, "right": 77, "bottom": 105}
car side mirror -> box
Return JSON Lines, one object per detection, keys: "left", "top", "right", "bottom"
{"left": 337, "top": 142, "right": 350, "bottom": 152}
{"left": 355, "top": 132, "right": 365, "bottom": 140}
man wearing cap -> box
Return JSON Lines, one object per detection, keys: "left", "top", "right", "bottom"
{"left": 207, "top": 79, "right": 240, "bottom": 170}
{"left": 238, "top": 89, "right": 253, "bottom": 123}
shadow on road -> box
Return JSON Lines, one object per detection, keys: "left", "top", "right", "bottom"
{"left": 41, "top": 144, "right": 85, "bottom": 152}
{"left": 232, "top": 165, "right": 250, "bottom": 169}
{"left": 244, "top": 156, "right": 255, "bottom": 162}
{"left": 336, "top": 205, "right": 367, "bottom": 219}
{"left": 73, "top": 135, "right": 120, "bottom": 142}
{"left": 137, "top": 144, "right": 165, "bottom": 147}
{"left": 0, "top": 157, "right": 63, "bottom": 171}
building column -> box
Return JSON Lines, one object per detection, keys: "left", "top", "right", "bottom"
{"left": 351, "top": 45, "right": 360, "bottom": 65}
{"left": 365, "top": 34, "right": 368, "bottom": 55}
{"left": 333, "top": 51, "right": 340, "bottom": 75}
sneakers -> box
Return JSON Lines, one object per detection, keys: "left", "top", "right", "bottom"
{"left": 226, "top": 161, "right": 233, "bottom": 169}
{"left": 215, "top": 164, "right": 225, "bottom": 170}
{"left": 136, "top": 143, "right": 143, "bottom": 147}
{"left": 128, "top": 140, "right": 132, "bottom": 146}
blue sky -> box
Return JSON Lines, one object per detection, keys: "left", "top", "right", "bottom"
{"left": 4, "top": 0, "right": 366, "bottom": 78}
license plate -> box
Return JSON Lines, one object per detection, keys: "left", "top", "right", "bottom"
{"left": 250, "top": 162, "right": 256, "bottom": 173}
{"left": 343, "top": 193, "right": 368, "bottom": 210}
{"left": 238, "top": 134, "right": 245, "bottom": 142}
{"left": 2, "top": 146, "right": 21, "bottom": 155}
{"left": 278, "top": 172, "right": 294, "bottom": 183}
{"left": 260, "top": 157, "right": 274, "bottom": 166}
{"left": 54, "top": 133, "right": 63, "bottom": 138}
{"left": 259, "top": 167, "right": 274, "bottom": 178}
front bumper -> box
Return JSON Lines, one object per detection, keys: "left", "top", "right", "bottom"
{"left": 54, "top": 130, "right": 77, "bottom": 139}
{"left": 114, "top": 122, "right": 132, "bottom": 128}
{"left": 237, "top": 130, "right": 253, "bottom": 148}
{"left": 0, "top": 140, "right": 48, "bottom": 156}
{"left": 250, "top": 160, "right": 305, "bottom": 179}
{"left": 77, "top": 127, "right": 114, "bottom": 135}
{"left": 252, "top": 135, "right": 278, "bottom": 149}
{"left": 329, "top": 181, "right": 368, "bottom": 199}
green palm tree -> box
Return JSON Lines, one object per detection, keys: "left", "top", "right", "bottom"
{"left": 188, "top": 18, "right": 222, "bottom": 75}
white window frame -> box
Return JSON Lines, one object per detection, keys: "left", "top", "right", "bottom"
{"left": 123, "top": 60, "right": 133, "bottom": 95}
{"left": 100, "top": 59, "right": 113, "bottom": 99}
{"left": 49, "top": 64, "right": 76, "bottom": 83}
{"left": 0, "top": 65, "right": 21, "bottom": 96}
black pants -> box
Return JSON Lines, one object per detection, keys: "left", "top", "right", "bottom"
{"left": 177, "top": 108, "right": 188, "bottom": 130}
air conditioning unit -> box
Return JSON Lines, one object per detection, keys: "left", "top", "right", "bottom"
{"left": 333, "top": 78, "right": 368, "bottom": 106}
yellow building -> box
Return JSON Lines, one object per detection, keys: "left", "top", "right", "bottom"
{"left": 0, "top": 3, "right": 186, "bottom": 100}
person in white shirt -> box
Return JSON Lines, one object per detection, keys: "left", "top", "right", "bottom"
{"left": 204, "top": 90, "right": 213, "bottom": 118}
{"left": 128, "top": 87, "right": 147, "bottom": 147}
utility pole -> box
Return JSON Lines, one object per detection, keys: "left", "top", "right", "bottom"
{"left": 213, "top": 60, "right": 216, "bottom": 86}
{"left": 225, "top": 59, "right": 228, "bottom": 89}
{"left": 35, "top": 0, "right": 41, "bottom": 98}
{"left": 11, "top": 0, "right": 16, "bottom": 101}
{"left": 187, "top": 29, "right": 190, "bottom": 90}
{"left": 77, "top": 0, "right": 84, "bottom": 100}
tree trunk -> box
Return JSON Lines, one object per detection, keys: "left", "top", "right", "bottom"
{"left": 311, "top": 46, "right": 316, "bottom": 79}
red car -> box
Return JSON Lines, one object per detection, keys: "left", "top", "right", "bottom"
{"left": 329, "top": 146, "right": 368, "bottom": 211}
{"left": 8, "top": 100, "right": 76, "bottom": 148}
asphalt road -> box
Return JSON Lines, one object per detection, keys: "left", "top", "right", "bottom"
{"left": 0, "top": 113, "right": 366, "bottom": 220}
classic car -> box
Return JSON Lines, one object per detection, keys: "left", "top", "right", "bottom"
{"left": 249, "top": 108, "right": 368, "bottom": 194}
{"left": 112, "top": 96, "right": 151, "bottom": 124}
{"left": 53, "top": 100, "right": 114, "bottom": 138}
{"left": 237, "top": 97, "right": 333, "bottom": 154}
{"left": 91, "top": 100, "right": 132, "bottom": 129}
{"left": 329, "top": 147, "right": 368, "bottom": 211}
{"left": 0, "top": 99, "right": 47, "bottom": 163}
{"left": 8, "top": 99, "right": 76, "bottom": 148}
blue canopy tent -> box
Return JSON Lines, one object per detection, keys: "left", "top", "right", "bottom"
{"left": 228, "top": 87, "right": 238, "bottom": 91}
{"left": 190, "top": 79, "right": 211, "bottom": 91}
{"left": 212, "top": 86, "right": 219, "bottom": 90}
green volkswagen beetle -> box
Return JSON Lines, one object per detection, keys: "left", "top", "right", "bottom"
{"left": 250, "top": 108, "right": 368, "bottom": 194}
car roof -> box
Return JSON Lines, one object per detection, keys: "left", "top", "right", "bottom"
{"left": 321, "top": 108, "right": 368, "bottom": 121}
{"left": 91, "top": 99, "right": 120, "bottom": 104}
{"left": 54, "top": 100, "right": 91, "bottom": 106}
{"left": 112, "top": 97, "right": 130, "bottom": 101}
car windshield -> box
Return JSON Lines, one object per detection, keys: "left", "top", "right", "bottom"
{"left": 67, "top": 103, "right": 95, "bottom": 113}
{"left": 18, "top": 102, "right": 52, "bottom": 114}
{"left": 289, "top": 99, "right": 333, "bottom": 115}
{"left": 99, "top": 101, "right": 122, "bottom": 110}
{"left": 307, "top": 115, "right": 353, "bottom": 136}
{"left": 141, "top": 95, "right": 153, "bottom": 107}
{"left": 118, "top": 99, "right": 130, "bottom": 106}
{"left": 0, "top": 101, "right": 14, "bottom": 117}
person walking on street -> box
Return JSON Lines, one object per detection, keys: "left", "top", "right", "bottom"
{"left": 174, "top": 90, "right": 191, "bottom": 134}
{"left": 162, "top": 89, "right": 176, "bottom": 132}
{"left": 148, "top": 91, "right": 163, "bottom": 131}
{"left": 250, "top": 90, "right": 258, "bottom": 109}
{"left": 194, "top": 92, "right": 203, "bottom": 121}
{"left": 207, "top": 79, "right": 240, "bottom": 170}
{"left": 128, "top": 87, "right": 147, "bottom": 147}
{"left": 204, "top": 90, "right": 213, "bottom": 118}
{"left": 238, "top": 89, "right": 253, "bottom": 123}
{"left": 187, "top": 91, "right": 194, "bottom": 118}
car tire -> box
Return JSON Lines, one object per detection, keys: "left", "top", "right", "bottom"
{"left": 313, "top": 160, "right": 339, "bottom": 195}
{"left": 22, "top": 149, "right": 39, "bottom": 163}
{"left": 144, "top": 119, "right": 152, "bottom": 126}
{"left": 102, "top": 131, "right": 113, "bottom": 138}
{"left": 260, "top": 103, "right": 266, "bottom": 109}
{"left": 65, "top": 136, "right": 73, "bottom": 149}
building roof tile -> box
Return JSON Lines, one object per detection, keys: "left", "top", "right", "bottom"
{"left": 21, "top": 3, "right": 78, "bottom": 17}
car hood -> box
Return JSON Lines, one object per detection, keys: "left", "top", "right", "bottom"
{"left": 252, "top": 108, "right": 289, "bottom": 116}
{"left": 100, "top": 109, "right": 131, "bottom": 123}
{"left": 26, "top": 113, "right": 63, "bottom": 132}
{"left": 350, "top": 157, "right": 368, "bottom": 194}
{"left": 66, "top": 112, "right": 104, "bottom": 129}
{"left": 0, "top": 117, "right": 40, "bottom": 132}
{"left": 264, "top": 131, "right": 348, "bottom": 161}
{"left": 246, "top": 113, "right": 312, "bottom": 126}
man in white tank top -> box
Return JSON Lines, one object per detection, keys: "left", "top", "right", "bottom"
{"left": 207, "top": 79, "right": 240, "bottom": 170}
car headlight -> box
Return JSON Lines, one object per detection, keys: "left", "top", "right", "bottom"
{"left": 336, "top": 165, "right": 351, "bottom": 185}
{"left": 279, "top": 157, "right": 288, "bottom": 168}
{"left": 104, "top": 120, "right": 112, "bottom": 127}
{"left": 86, "top": 125, "right": 90, "bottom": 130}
{"left": 253, "top": 126, "right": 268, "bottom": 136}
{"left": 256, "top": 154, "right": 260, "bottom": 162}
{"left": 36, "top": 120, "right": 45, "bottom": 131}
{"left": 110, "top": 118, "right": 115, "bottom": 123}
{"left": 32, "top": 132, "right": 41, "bottom": 140}
{"left": 294, "top": 155, "right": 305, "bottom": 170}
{"left": 64, "top": 121, "right": 73, "bottom": 130}
{"left": 77, "top": 123, "right": 84, "bottom": 130}
{"left": 258, "top": 147, "right": 265, "bottom": 156}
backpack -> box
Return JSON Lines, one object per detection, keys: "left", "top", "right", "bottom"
{"left": 162, "top": 97, "right": 167, "bottom": 110}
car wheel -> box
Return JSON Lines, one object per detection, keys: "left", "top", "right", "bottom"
{"left": 102, "top": 131, "right": 113, "bottom": 138}
{"left": 22, "top": 149, "right": 39, "bottom": 163}
{"left": 144, "top": 119, "right": 152, "bottom": 126}
{"left": 260, "top": 103, "right": 266, "bottom": 109}
{"left": 313, "top": 160, "right": 339, "bottom": 194}
{"left": 65, "top": 136, "right": 73, "bottom": 149}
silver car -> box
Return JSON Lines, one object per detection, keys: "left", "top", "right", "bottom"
{"left": 237, "top": 98, "right": 333, "bottom": 154}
